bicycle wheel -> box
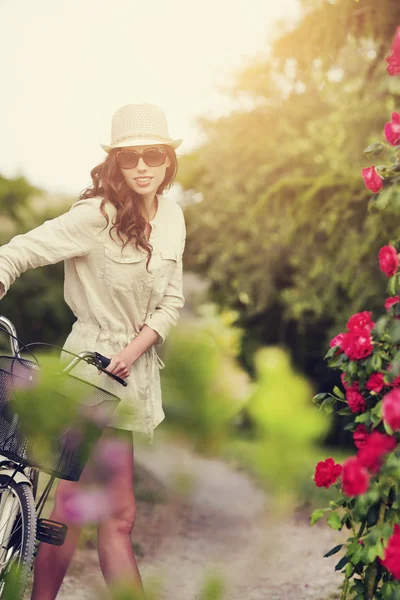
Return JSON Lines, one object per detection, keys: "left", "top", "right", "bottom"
{"left": 0, "top": 474, "right": 36, "bottom": 599}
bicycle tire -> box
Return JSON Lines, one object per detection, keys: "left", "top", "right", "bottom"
{"left": 0, "top": 474, "right": 36, "bottom": 599}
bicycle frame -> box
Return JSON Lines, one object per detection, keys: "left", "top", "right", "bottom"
{"left": 0, "top": 316, "right": 104, "bottom": 517}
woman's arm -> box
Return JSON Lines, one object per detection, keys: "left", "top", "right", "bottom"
{"left": 0, "top": 198, "right": 104, "bottom": 298}
{"left": 143, "top": 215, "right": 186, "bottom": 346}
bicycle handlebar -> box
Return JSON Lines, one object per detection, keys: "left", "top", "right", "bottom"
{"left": 0, "top": 316, "right": 128, "bottom": 387}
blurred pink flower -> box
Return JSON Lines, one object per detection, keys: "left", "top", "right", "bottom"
{"left": 94, "top": 437, "right": 130, "bottom": 472}
{"left": 362, "top": 166, "right": 383, "bottom": 193}
{"left": 386, "top": 26, "right": 400, "bottom": 76}
{"left": 60, "top": 487, "right": 112, "bottom": 525}
{"left": 385, "top": 112, "right": 400, "bottom": 145}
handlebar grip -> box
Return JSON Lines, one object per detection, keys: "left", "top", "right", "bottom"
{"left": 96, "top": 353, "right": 111, "bottom": 369}
{"left": 94, "top": 352, "right": 128, "bottom": 387}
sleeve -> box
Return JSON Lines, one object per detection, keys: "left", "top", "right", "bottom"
{"left": 144, "top": 209, "right": 186, "bottom": 346}
{"left": 0, "top": 198, "right": 104, "bottom": 300}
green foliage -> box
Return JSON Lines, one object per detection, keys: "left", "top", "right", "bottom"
{"left": 176, "top": 2, "right": 400, "bottom": 410}
{"left": 161, "top": 307, "right": 249, "bottom": 453}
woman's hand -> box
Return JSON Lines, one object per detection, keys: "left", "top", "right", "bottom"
{"left": 99, "top": 347, "right": 136, "bottom": 379}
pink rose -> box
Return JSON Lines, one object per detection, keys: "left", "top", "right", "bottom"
{"left": 357, "top": 431, "right": 397, "bottom": 473}
{"left": 329, "top": 333, "right": 345, "bottom": 352}
{"left": 383, "top": 388, "right": 400, "bottom": 431}
{"left": 365, "top": 372, "right": 386, "bottom": 394}
{"left": 314, "top": 458, "right": 342, "bottom": 489}
{"left": 362, "top": 166, "right": 383, "bottom": 193}
{"left": 346, "top": 311, "right": 375, "bottom": 332}
{"left": 380, "top": 524, "right": 400, "bottom": 579}
{"left": 346, "top": 382, "right": 366, "bottom": 413}
{"left": 353, "top": 424, "right": 370, "bottom": 449}
{"left": 379, "top": 244, "right": 399, "bottom": 277}
{"left": 341, "top": 457, "right": 370, "bottom": 497}
{"left": 386, "top": 26, "right": 400, "bottom": 76}
{"left": 385, "top": 296, "right": 400, "bottom": 311}
{"left": 341, "top": 327, "right": 374, "bottom": 361}
{"left": 385, "top": 112, "right": 400, "bottom": 145}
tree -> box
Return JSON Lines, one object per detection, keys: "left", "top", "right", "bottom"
{"left": 176, "top": 8, "right": 400, "bottom": 445}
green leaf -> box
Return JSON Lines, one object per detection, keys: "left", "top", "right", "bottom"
{"left": 375, "top": 187, "right": 394, "bottom": 211}
{"left": 333, "top": 386, "right": 344, "bottom": 399}
{"left": 384, "top": 420, "right": 394, "bottom": 435}
{"left": 350, "top": 579, "right": 365, "bottom": 594}
{"left": 345, "top": 561, "right": 355, "bottom": 577}
{"left": 388, "top": 275, "right": 399, "bottom": 298}
{"left": 364, "top": 142, "right": 386, "bottom": 156}
{"left": 362, "top": 543, "right": 380, "bottom": 564}
{"left": 389, "top": 320, "right": 400, "bottom": 344}
{"left": 355, "top": 412, "right": 371, "bottom": 424}
{"left": 320, "top": 397, "right": 335, "bottom": 414}
{"left": 351, "top": 543, "right": 364, "bottom": 565}
{"left": 370, "top": 353, "right": 383, "bottom": 372}
{"left": 327, "top": 511, "right": 342, "bottom": 530}
{"left": 312, "top": 393, "right": 328, "bottom": 404}
{"left": 323, "top": 544, "right": 343, "bottom": 558}
{"left": 337, "top": 406, "right": 353, "bottom": 415}
{"left": 334, "top": 555, "right": 349, "bottom": 571}
{"left": 310, "top": 508, "right": 328, "bottom": 526}
{"left": 344, "top": 422, "right": 356, "bottom": 431}
{"left": 324, "top": 346, "right": 338, "bottom": 359}
{"left": 366, "top": 504, "right": 380, "bottom": 527}
{"left": 348, "top": 361, "right": 359, "bottom": 376}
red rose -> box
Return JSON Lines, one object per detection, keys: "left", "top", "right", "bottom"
{"left": 385, "top": 112, "right": 400, "bottom": 145}
{"left": 383, "top": 388, "right": 400, "bottom": 430}
{"left": 314, "top": 457, "right": 342, "bottom": 489}
{"left": 341, "top": 328, "right": 374, "bottom": 361}
{"left": 362, "top": 166, "right": 383, "bottom": 193}
{"left": 329, "top": 333, "right": 345, "bottom": 352}
{"left": 346, "top": 311, "right": 375, "bottom": 332}
{"left": 346, "top": 383, "right": 366, "bottom": 413}
{"left": 385, "top": 296, "right": 400, "bottom": 311}
{"left": 341, "top": 457, "right": 370, "bottom": 496}
{"left": 380, "top": 524, "right": 400, "bottom": 579}
{"left": 357, "top": 431, "right": 397, "bottom": 473}
{"left": 353, "top": 424, "right": 370, "bottom": 449}
{"left": 379, "top": 244, "right": 399, "bottom": 278}
{"left": 365, "top": 372, "right": 386, "bottom": 393}
{"left": 386, "top": 26, "right": 400, "bottom": 76}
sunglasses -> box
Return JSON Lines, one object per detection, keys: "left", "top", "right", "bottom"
{"left": 116, "top": 147, "right": 167, "bottom": 169}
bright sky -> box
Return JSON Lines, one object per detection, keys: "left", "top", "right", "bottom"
{"left": 0, "top": 0, "right": 299, "bottom": 196}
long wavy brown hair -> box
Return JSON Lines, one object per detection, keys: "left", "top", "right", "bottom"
{"left": 78, "top": 145, "right": 178, "bottom": 270}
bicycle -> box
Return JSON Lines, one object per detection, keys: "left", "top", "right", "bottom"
{"left": 0, "top": 314, "right": 128, "bottom": 599}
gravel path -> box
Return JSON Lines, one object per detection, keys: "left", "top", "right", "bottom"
{"left": 39, "top": 433, "right": 348, "bottom": 600}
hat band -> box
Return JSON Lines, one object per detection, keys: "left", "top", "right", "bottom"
{"left": 111, "top": 133, "right": 173, "bottom": 145}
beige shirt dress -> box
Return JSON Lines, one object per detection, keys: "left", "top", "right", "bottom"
{"left": 0, "top": 194, "right": 186, "bottom": 443}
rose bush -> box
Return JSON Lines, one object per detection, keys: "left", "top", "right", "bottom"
{"left": 310, "top": 26, "right": 400, "bottom": 600}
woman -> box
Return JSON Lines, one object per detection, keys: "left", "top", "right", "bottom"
{"left": 0, "top": 102, "right": 186, "bottom": 598}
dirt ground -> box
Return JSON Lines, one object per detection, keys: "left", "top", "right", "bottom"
{"left": 26, "top": 433, "right": 347, "bottom": 600}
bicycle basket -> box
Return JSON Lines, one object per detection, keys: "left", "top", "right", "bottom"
{"left": 0, "top": 356, "right": 121, "bottom": 481}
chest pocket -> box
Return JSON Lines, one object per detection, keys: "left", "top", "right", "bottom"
{"left": 155, "top": 248, "right": 179, "bottom": 292}
{"left": 103, "top": 245, "right": 147, "bottom": 292}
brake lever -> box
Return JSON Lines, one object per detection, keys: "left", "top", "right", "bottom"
{"left": 88, "top": 353, "right": 128, "bottom": 387}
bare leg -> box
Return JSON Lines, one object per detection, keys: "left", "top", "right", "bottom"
{"left": 30, "top": 434, "right": 100, "bottom": 600}
{"left": 97, "top": 428, "right": 145, "bottom": 597}
{"left": 30, "top": 479, "right": 84, "bottom": 600}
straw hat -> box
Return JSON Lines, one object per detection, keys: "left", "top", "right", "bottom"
{"left": 100, "top": 103, "right": 183, "bottom": 153}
